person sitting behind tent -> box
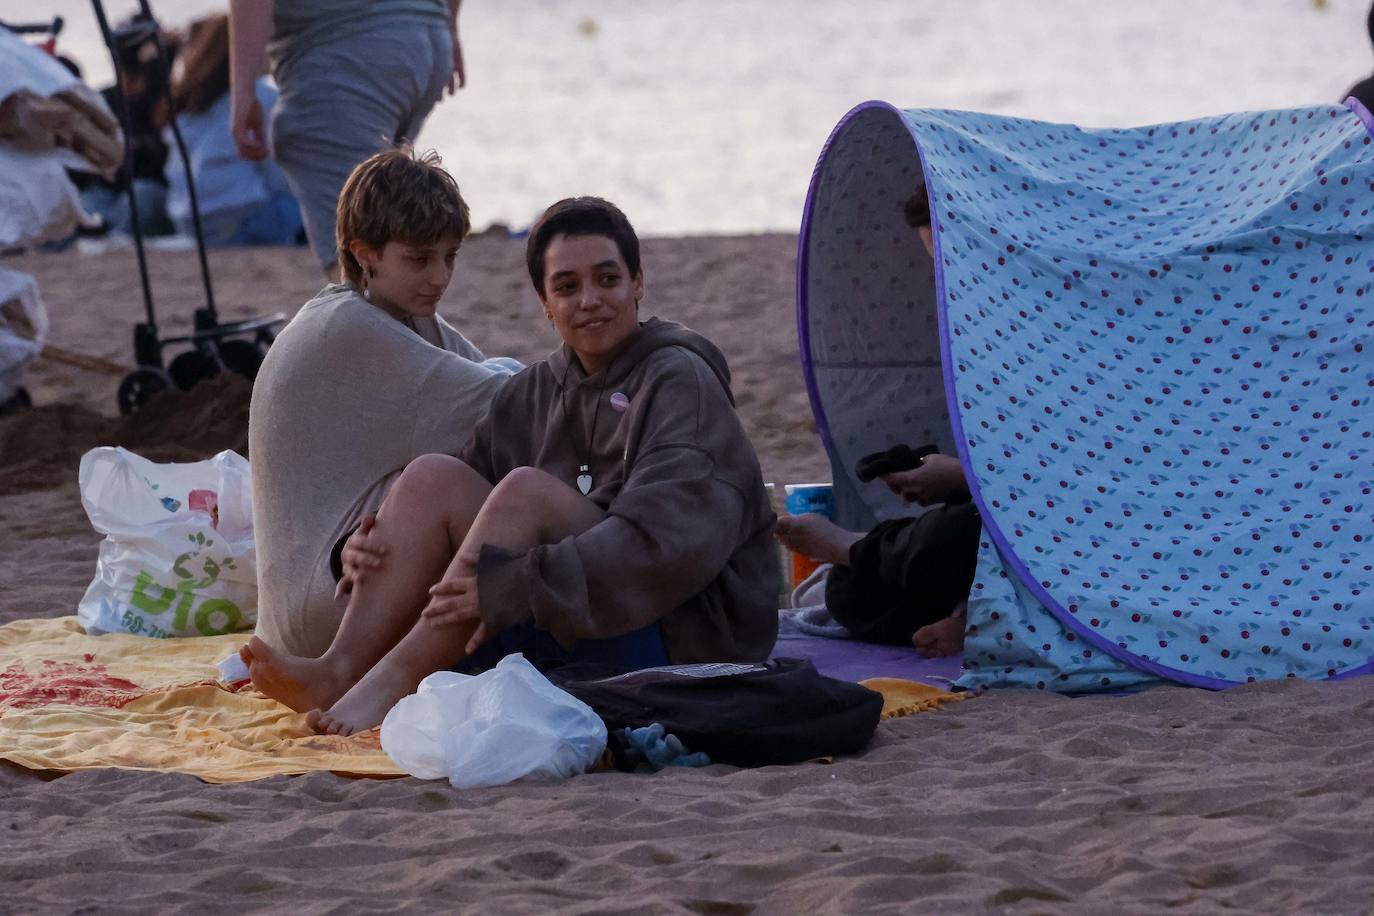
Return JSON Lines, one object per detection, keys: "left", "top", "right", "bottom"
{"left": 164, "top": 14, "right": 302, "bottom": 246}
{"left": 1344, "top": 3, "right": 1374, "bottom": 113}
{"left": 777, "top": 187, "right": 979, "bottom": 659}
{"left": 777, "top": 453, "right": 978, "bottom": 658}
{"left": 241, "top": 196, "right": 780, "bottom": 736}
{"left": 249, "top": 146, "right": 520, "bottom": 662}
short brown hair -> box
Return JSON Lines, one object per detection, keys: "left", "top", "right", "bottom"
{"left": 335, "top": 148, "right": 471, "bottom": 285}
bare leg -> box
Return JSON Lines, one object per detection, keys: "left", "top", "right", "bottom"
{"left": 312, "top": 467, "right": 606, "bottom": 735}
{"left": 775, "top": 513, "right": 864, "bottom": 566}
{"left": 247, "top": 455, "right": 491, "bottom": 712}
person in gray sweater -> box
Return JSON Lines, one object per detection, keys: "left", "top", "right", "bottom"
{"left": 250, "top": 147, "right": 517, "bottom": 660}
{"left": 243, "top": 197, "right": 779, "bottom": 735}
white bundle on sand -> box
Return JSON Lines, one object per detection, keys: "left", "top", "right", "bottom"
{"left": 0, "top": 269, "right": 47, "bottom": 405}
{"left": 381, "top": 654, "right": 607, "bottom": 789}
{"left": 0, "top": 29, "right": 120, "bottom": 405}
{"left": 0, "top": 29, "right": 120, "bottom": 248}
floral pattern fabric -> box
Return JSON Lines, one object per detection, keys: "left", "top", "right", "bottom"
{"left": 802, "top": 101, "right": 1374, "bottom": 691}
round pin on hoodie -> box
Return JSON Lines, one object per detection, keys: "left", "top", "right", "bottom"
{"left": 609, "top": 392, "right": 630, "bottom": 412}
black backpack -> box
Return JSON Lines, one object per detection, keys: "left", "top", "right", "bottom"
{"left": 550, "top": 658, "right": 884, "bottom": 769}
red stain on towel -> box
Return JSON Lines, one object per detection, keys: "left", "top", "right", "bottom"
{"left": 0, "top": 659, "right": 145, "bottom": 711}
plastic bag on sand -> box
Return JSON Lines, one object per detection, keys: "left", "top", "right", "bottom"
{"left": 78, "top": 447, "right": 257, "bottom": 637}
{"left": 381, "top": 655, "right": 608, "bottom": 789}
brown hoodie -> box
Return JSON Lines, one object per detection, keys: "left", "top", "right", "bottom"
{"left": 459, "top": 317, "right": 779, "bottom": 663}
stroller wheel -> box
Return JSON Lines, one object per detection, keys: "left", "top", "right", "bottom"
{"left": 218, "top": 338, "right": 264, "bottom": 381}
{"left": 117, "top": 368, "right": 172, "bottom": 415}
{"left": 168, "top": 348, "right": 220, "bottom": 392}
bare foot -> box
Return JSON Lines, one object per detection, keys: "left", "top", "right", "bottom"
{"left": 775, "top": 513, "right": 863, "bottom": 566}
{"left": 912, "top": 610, "right": 967, "bottom": 658}
{"left": 246, "top": 636, "right": 352, "bottom": 713}
{"left": 305, "top": 707, "right": 356, "bottom": 736}
{"left": 305, "top": 659, "right": 421, "bottom": 736}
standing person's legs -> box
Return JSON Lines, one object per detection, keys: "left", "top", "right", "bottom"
{"left": 270, "top": 25, "right": 452, "bottom": 274}
{"left": 245, "top": 454, "right": 491, "bottom": 712}
{"left": 313, "top": 468, "right": 607, "bottom": 735}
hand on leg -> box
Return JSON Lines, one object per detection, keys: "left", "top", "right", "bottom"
{"left": 251, "top": 455, "right": 490, "bottom": 716}
{"left": 334, "top": 514, "right": 383, "bottom": 599}
{"left": 311, "top": 467, "right": 604, "bottom": 735}
{"left": 423, "top": 552, "right": 490, "bottom": 656}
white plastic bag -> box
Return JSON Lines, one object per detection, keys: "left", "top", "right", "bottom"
{"left": 0, "top": 268, "right": 48, "bottom": 404}
{"left": 77, "top": 447, "right": 257, "bottom": 637}
{"left": 0, "top": 30, "right": 117, "bottom": 248}
{"left": 380, "top": 654, "right": 607, "bottom": 789}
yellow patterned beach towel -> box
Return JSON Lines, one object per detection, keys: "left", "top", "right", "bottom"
{"left": 0, "top": 618, "right": 965, "bottom": 783}
{"left": 0, "top": 617, "right": 403, "bottom": 783}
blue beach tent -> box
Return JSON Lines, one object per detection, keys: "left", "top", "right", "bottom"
{"left": 797, "top": 99, "right": 1374, "bottom": 692}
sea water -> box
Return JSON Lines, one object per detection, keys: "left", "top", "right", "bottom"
{"left": 14, "top": 0, "right": 1371, "bottom": 235}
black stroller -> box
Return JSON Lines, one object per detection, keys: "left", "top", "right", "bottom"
{"left": 91, "top": 0, "right": 285, "bottom": 414}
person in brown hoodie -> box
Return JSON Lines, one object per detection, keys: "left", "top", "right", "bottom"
{"left": 242, "top": 196, "right": 779, "bottom": 735}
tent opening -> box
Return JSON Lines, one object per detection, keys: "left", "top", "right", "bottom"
{"left": 797, "top": 102, "right": 953, "bottom": 531}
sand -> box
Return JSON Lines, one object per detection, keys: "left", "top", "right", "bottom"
{"left": 2, "top": 240, "right": 1372, "bottom": 914}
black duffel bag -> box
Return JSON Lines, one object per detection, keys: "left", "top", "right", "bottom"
{"left": 549, "top": 658, "right": 884, "bottom": 769}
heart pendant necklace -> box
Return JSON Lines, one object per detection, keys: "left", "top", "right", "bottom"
{"left": 561, "top": 351, "right": 615, "bottom": 498}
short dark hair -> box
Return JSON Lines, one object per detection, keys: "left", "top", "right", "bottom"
{"left": 335, "top": 147, "right": 471, "bottom": 285}
{"left": 903, "top": 185, "right": 931, "bottom": 229}
{"left": 525, "top": 197, "right": 641, "bottom": 295}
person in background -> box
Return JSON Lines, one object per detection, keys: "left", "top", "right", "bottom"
{"left": 165, "top": 14, "right": 302, "bottom": 246}
{"left": 229, "top": 0, "right": 466, "bottom": 276}
{"left": 1344, "top": 2, "right": 1374, "bottom": 112}
{"left": 77, "top": 14, "right": 175, "bottom": 237}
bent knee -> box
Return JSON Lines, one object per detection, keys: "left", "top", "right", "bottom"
{"left": 498, "top": 465, "right": 554, "bottom": 489}
{"left": 392, "top": 454, "right": 479, "bottom": 500}
{"left": 490, "top": 466, "right": 567, "bottom": 503}
{"left": 480, "top": 467, "right": 549, "bottom": 511}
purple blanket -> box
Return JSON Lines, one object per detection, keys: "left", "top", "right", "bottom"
{"left": 773, "top": 631, "right": 963, "bottom": 686}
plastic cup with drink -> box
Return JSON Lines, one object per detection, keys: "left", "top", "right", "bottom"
{"left": 783, "top": 482, "right": 833, "bottom": 591}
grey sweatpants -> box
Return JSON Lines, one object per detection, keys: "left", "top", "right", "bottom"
{"left": 270, "top": 23, "right": 453, "bottom": 272}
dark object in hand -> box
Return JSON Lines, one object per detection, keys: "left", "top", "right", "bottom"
{"left": 855, "top": 443, "right": 939, "bottom": 482}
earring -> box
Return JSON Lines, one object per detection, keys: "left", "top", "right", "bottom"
{"left": 363, "top": 264, "right": 374, "bottom": 301}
